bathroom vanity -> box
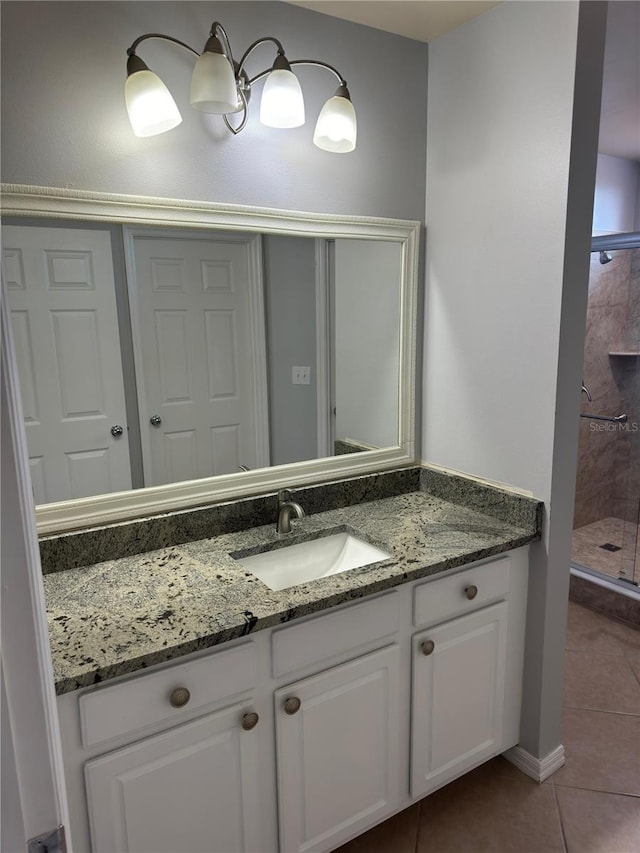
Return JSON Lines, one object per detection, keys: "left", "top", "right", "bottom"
{"left": 47, "top": 487, "right": 539, "bottom": 853}
{"left": 4, "top": 184, "right": 541, "bottom": 852}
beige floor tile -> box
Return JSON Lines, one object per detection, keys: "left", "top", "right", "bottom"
{"left": 566, "top": 602, "right": 635, "bottom": 655}
{"left": 556, "top": 787, "right": 640, "bottom": 853}
{"left": 564, "top": 650, "right": 640, "bottom": 714}
{"left": 626, "top": 649, "right": 640, "bottom": 684}
{"left": 482, "top": 755, "right": 552, "bottom": 784}
{"left": 416, "top": 762, "right": 565, "bottom": 853}
{"left": 331, "top": 804, "right": 420, "bottom": 853}
{"left": 553, "top": 708, "right": 640, "bottom": 796}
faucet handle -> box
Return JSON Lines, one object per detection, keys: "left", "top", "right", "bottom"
{"left": 277, "top": 489, "right": 292, "bottom": 506}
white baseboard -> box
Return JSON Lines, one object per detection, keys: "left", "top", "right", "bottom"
{"left": 503, "top": 744, "right": 565, "bottom": 783}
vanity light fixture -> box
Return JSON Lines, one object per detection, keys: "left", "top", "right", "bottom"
{"left": 125, "top": 21, "right": 357, "bottom": 152}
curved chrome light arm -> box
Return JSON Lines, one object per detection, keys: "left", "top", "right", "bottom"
{"left": 126, "top": 32, "right": 200, "bottom": 59}
{"left": 289, "top": 60, "right": 346, "bottom": 86}
{"left": 223, "top": 88, "right": 249, "bottom": 135}
{"left": 210, "top": 21, "right": 235, "bottom": 63}
{"left": 237, "top": 36, "right": 286, "bottom": 78}
{"left": 247, "top": 58, "right": 347, "bottom": 87}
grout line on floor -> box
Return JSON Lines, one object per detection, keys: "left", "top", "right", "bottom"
{"left": 552, "top": 781, "right": 640, "bottom": 799}
{"left": 413, "top": 798, "right": 421, "bottom": 853}
{"left": 564, "top": 648, "right": 626, "bottom": 657}
{"left": 562, "top": 703, "right": 640, "bottom": 717}
{"left": 553, "top": 783, "right": 569, "bottom": 853}
{"left": 625, "top": 658, "right": 640, "bottom": 690}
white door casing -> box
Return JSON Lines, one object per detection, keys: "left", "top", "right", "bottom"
{"left": 126, "top": 230, "right": 269, "bottom": 487}
{"left": 1, "top": 282, "right": 71, "bottom": 851}
{"left": 2, "top": 225, "right": 131, "bottom": 504}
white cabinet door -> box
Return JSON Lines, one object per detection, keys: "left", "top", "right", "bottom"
{"left": 3, "top": 225, "right": 132, "bottom": 502}
{"left": 411, "top": 602, "right": 508, "bottom": 798}
{"left": 85, "top": 702, "right": 267, "bottom": 853}
{"left": 275, "top": 645, "right": 401, "bottom": 853}
{"left": 128, "top": 232, "right": 269, "bottom": 485}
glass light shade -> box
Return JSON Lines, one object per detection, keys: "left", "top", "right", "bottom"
{"left": 313, "top": 94, "right": 357, "bottom": 153}
{"left": 260, "top": 69, "right": 305, "bottom": 128}
{"left": 190, "top": 51, "right": 238, "bottom": 114}
{"left": 124, "top": 70, "right": 182, "bottom": 137}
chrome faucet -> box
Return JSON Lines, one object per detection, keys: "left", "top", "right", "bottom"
{"left": 581, "top": 381, "right": 592, "bottom": 403}
{"left": 276, "top": 489, "right": 305, "bottom": 534}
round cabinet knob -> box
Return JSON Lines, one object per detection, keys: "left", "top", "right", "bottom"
{"left": 283, "top": 696, "right": 302, "bottom": 715}
{"left": 241, "top": 711, "right": 259, "bottom": 731}
{"left": 464, "top": 584, "right": 478, "bottom": 601}
{"left": 169, "top": 687, "right": 191, "bottom": 708}
{"left": 150, "top": 415, "right": 162, "bottom": 427}
{"left": 110, "top": 425, "right": 124, "bottom": 437}
{"left": 421, "top": 640, "right": 435, "bottom": 656}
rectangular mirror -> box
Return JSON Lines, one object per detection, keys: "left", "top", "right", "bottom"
{"left": 1, "top": 185, "right": 420, "bottom": 534}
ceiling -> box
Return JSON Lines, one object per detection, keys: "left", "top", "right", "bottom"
{"left": 288, "top": 0, "right": 639, "bottom": 163}
{"left": 287, "top": 1, "right": 500, "bottom": 43}
{"left": 598, "top": 0, "right": 640, "bottom": 162}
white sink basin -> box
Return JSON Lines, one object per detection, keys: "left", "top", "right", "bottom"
{"left": 233, "top": 532, "right": 391, "bottom": 591}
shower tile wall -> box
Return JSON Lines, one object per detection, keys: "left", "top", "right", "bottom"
{"left": 574, "top": 250, "right": 640, "bottom": 540}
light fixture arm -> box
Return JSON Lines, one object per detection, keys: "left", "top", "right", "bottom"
{"left": 288, "top": 60, "right": 346, "bottom": 87}
{"left": 126, "top": 32, "right": 200, "bottom": 61}
{"left": 237, "top": 36, "right": 286, "bottom": 79}
{"left": 247, "top": 58, "right": 346, "bottom": 88}
{"left": 223, "top": 89, "right": 249, "bottom": 135}
{"left": 209, "top": 21, "right": 235, "bottom": 64}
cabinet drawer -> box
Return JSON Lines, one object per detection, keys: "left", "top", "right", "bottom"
{"left": 80, "top": 642, "right": 256, "bottom": 748}
{"left": 272, "top": 592, "right": 399, "bottom": 678}
{"left": 413, "top": 557, "right": 510, "bottom": 627}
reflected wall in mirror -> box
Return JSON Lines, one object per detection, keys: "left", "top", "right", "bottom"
{"left": 1, "top": 185, "right": 419, "bottom": 534}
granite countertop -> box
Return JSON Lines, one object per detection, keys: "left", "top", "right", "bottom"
{"left": 44, "top": 490, "right": 540, "bottom": 695}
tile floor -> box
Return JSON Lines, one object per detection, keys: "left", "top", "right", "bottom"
{"left": 572, "top": 517, "right": 639, "bottom": 583}
{"left": 334, "top": 602, "right": 640, "bottom": 853}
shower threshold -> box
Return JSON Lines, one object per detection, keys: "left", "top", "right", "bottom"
{"left": 570, "top": 563, "right": 640, "bottom": 599}
{"left": 569, "top": 564, "right": 640, "bottom": 628}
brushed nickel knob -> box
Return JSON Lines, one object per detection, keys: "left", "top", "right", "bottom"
{"left": 283, "top": 696, "right": 301, "bottom": 715}
{"left": 110, "top": 425, "right": 124, "bottom": 437}
{"left": 241, "top": 712, "right": 259, "bottom": 731}
{"left": 169, "top": 687, "right": 191, "bottom": 708}
{"left": 464, "top": 584, "right": 478, "bottom": 600}
{"left": 421, "top": 640, "right": 435, "bottom": 656}
{"left": 150, "top": 415, "right": 162, "bottom": 427}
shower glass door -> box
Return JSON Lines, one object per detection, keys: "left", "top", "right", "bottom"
{"left": 572, "top": 238, "right": 640, "bottom": 588}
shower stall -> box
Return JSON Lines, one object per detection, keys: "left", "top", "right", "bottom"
{"left": 571, "top": 232, "right": 640, "bottom": 603}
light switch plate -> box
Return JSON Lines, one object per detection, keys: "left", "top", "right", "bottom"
{"left": 292, "top": 366, "right": 311, "bottom": 385}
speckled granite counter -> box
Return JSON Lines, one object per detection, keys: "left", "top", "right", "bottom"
{"left": 44, "top": 489, "right": 541, "bottom": 695}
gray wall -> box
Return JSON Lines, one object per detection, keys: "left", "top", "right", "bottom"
{"left": 423, "top": 0, "right": 607, "bottom": 759}
{"left": 263, "top": 235, "right": 318, "bottom": 465}
{"left": 0, "top": 1, "right": 428, "bottom": 222}
{"left": 592, "top": 154, "right": 640, "bottom": 235}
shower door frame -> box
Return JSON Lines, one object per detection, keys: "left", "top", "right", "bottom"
{"left": 570, "top": 231, "right": 640, "bottom": 599}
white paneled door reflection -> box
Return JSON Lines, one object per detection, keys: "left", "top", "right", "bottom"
{"left": 129, "top": 234, "right": 269, "bottom": 487}
{"left": 3, "top": 226, "right": 132, "bottom": 503}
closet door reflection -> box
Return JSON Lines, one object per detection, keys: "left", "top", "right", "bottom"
{"left": 127, "top": 231, "right": 269, "bottom": 487}
{"left": 3, "top": 225, "right": 132, "bottom": 503}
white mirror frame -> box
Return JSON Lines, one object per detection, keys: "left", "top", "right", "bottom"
{"left": 1, "top": 184, "right": 420, "bottom": 534}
